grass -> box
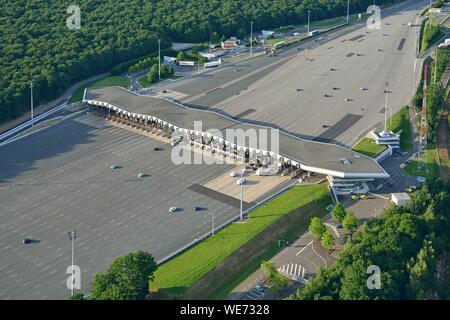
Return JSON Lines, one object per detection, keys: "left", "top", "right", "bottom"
{"left": 151, "top": 184, "right": 330, "bottom": 295}
{"left": 138, "top": 75, "right": 182, "bottom": 88}
{"left": 420, "top": 19, "right": 444, "bottom": 54}
{"left": 309, "top": 13, "right": 367, "bottom": 29}
{"left": 208, "top": 195, "right": 331, "bottom": 300}
{"left": 404, "top": 146, "right": 440, "bottom": 179}
{"left": 387, "top": 106, "right": 413, "bottom": 152}
{"left": 69, "top": 76, "right": 130, "bottom": 103}
{"left": 352, "top": 138, "right": 387, "bottom": 158}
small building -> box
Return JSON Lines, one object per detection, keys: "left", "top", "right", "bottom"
{"left": 370, "top": 130, "right": 400, "bottom": 149}
{"left": 221, "top": 40, "right": 239, "bottom": 50}
{"left": 391, "top": 193, "right": 411, "bottom": 206}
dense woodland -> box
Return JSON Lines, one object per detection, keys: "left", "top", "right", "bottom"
{"left": 292, "top": 179, "right": 450, "bottom": 300}
{"left": 1, "top": 0, "right": 399, "bottom": 124}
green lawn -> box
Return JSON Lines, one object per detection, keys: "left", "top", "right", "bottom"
{"left": 309, "top": 13, "right": 367, "bottom": 29}
{"left": 69, "top": 76, "right": 130, "bottom": 103}
{"left": 138, "top": 75, "right": 182, "bottom": 88}
{"left": 352, "top": 138, "right": 387, "bottom": 158}
{"left": 388, "top": 106, "right": 413, "bottom": 151}
{"left": 151, "top": 184, "right": 330, "bottom": 294}
{"left": 404, "top": 146, "right": 440, "bottom": 179}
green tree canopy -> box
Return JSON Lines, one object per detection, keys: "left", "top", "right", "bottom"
{"left": 331, "top": 203, "right": 347, "bottom": 222}
{"left": 90, "top": 251, "right": 157, "bottom": 300}
{"left": 343, "top": 210, "right": 358, "bottom": 232}
{"left": 309, "top": 217, "right": 326, "bottom": 240}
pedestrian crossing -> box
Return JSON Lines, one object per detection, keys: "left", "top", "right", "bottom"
{"left": 278, "top": 263, "right": 306, "bottom": 280}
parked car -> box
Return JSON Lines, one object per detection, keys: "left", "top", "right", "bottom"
{"left": 154, "top": 147, "right": 164, "bottom": 151}
{"left": 237, "top": 178, "right": 247, "bottom": 185}
{"left": 255, "top": 285, "right": 268, "bottom": 293}
{"left": 22, "top": 239, "right": 31, "bottom": 244}
{"left": 138, "top": 172, "right": 149, "bottom": 178}
{"left": 169, "top": 207, "right": 179, "bottom": 213}
{"left": 110, "top": 165, "right": 120, "bottom": 170}
{"left": 230, "top": 171, "right": 238, "bottom": 177}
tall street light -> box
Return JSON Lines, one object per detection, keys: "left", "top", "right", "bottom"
{"left": 30, "top": 81, "right": 34, "bottom": 128}
{"left": 158, "top": 39, "right": 161, "bottom": 81}
{"left": 250, "top": 21, "right": 254, "bottom": 56}
{"left": 307, "top": 10, "right": 311, "bottom": 33}
{"left": 347, "top": 0, "right": 350, "bottom": 23}
{"left": 67, "top": 230, "right": 77, "bottom": 296}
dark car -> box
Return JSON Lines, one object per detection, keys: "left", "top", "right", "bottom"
{"left": 154, "top": 147, "right": 164, "bottom": 151}
{"left": 193, "top": 207, "right": 202, "bottom": 212}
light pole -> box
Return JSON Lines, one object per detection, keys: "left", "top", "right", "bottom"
{"left": 347, "top": 0, "right": 350, "bottom": 24}
{"left": 211, "top": 212, "right": 215, "bottom": 236}
{"left": 384, "top": 82, "right": 389, "bottom": 132}
{"left": 158, "top": 39, "right": 161, "bottom": 81}
{"left": 250, "top": 21, "right": 254, "bottom": 56}
{"left": 67, "top": 230, "right": 77, "bottom": 296}
{"left": 307, "top": 10, "right": 311, "bottom": 34}
{"left": 30, "top": 81, "right": 34, "bottom": 128}
{"left": 240, "top": 166, "right": 244, "bottom": 221}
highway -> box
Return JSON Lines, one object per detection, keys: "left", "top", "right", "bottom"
{"left": 158, "top": 0, "right": 429, "bottom": 147}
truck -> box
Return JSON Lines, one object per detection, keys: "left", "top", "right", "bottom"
{"left": 204, "top": 59, "right": 222, "bottom": 68}
{"left": 177, "top": 60, "right": 195, "bottom": 67}
{"left": 308, "top": 30, "right": 320, "bottom": 37}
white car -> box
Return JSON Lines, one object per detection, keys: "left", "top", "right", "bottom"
{"left": 138, "top": 172, "right": 148, "bottom": 178}
{"left": 230, "top": 171, "right": 238, "bottom": 177}
{"left": 237, "top": 178, "right": 247, "bottom": 185}
{"left": 168, "top": 207, "right": 179, "bottom": 213}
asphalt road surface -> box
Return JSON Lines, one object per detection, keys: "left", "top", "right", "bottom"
{"left": 0, "top": 115, "right": 240, "bottom": 299}
{"left": 159, "top": 0, "right": 428, "bottom": 147}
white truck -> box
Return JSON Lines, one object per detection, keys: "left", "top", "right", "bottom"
{"left": 178, "top": 60, "right": 195, "bottom": 67}
{"left": 204, "top": 59, "right": 222, "bottom": 68}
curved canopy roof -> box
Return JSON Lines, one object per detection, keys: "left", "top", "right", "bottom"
{"left": 84, "top": 87, "right": 389, "bottom": 179}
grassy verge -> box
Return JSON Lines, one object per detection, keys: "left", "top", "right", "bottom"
{"left": 404, "top": 146, "right": 440, "bottom": 179}
{"left": 352, "top": 138, "right": 387, "bottom": 158}
{"left": 138, "top": 75, "right": 182, "bottom": 88}
{"left": 420, "top": 19, "right": 444, "bottom": 54}
{"left": 69, "top": 76, "right": 129, "bottom": 103}
{"left": 387, "top": 106, "right": 413, "bottom": 151}
{"left": 151, "top": 184, "right": 330, "bottom": 295}
{"left": 207, "top": 195, "right": 330, "bottom": 300}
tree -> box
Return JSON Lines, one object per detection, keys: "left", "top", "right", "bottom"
{"left": 69, "top": 293, "right": 85, "bottom": 300}
{"left": 343, "top": 211, "right": 358, "bottom": 232}
{"left": 90, "top": 251, "right": 157, "bottom": 300}
{"left": 261, "top": 261, "right": 288, "bottom": 292}
{"left": 331, "top": 203, "right": 347, "bottom": 222}
{"left": 309, "top": 217, "right": 326, "bottom": 240}
{"left": 320, "top": 229, "right": 335, "bottom": 250}
{"left": 177, "top": 51, "right": 187, "bottom": 61}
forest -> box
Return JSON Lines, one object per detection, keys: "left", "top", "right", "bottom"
{"left": 291, "top": 179, "right": 450, "bottom": 300}
{"left": 1, "top": 0, "right": 400, "bottom": 124}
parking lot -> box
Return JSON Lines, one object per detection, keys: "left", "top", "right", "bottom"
{"left": 0, "top": 114, "right": 241, "bottom": 299}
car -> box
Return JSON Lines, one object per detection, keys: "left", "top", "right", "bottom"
{"left": 154, "top": 147, "right": 164, "bottom": 151}
{"left": 193, "top": 207, "right": 203, "bottom": 212}
{"left": 110, "top": 165, "right": 121, "bottom": 170}
{"left": 332, "top": 87, "right": 339, "bottom": 90}
{"left": 237, "top": 178, "right": 247, "bottom": 185}
{"left": 360, "top": 87, "right": 367, "bottom": 91}
{"left": 22, "top": 239, "right": 31, "bottom": 244}
{"left": 330, "top": 68, "right": 337, "bottom": 71}
{"left": 230, "top": 171, "right": 238, "bottom": 177}
{"left": 345, "top": 98, "right": 352, "bottom": 102}
{"left": 168, "top": 207, "right": 179, "bottom": 213}
{"left": 359, "top": 194, "right": 369, "bottom": 200}
{"left": 336, "top": 224, "right": 343, "bottom": 229}
{"left": 296, "top": 88, "right": 303, "bottom": 92}
{"left": 324, "top": 94, "right": 331, "bottom": 97}
{"left": 162, "top": 90, "right": 167, "bottom": 93}
{"left": 351, "top": 194, "right": 359, "bottom": 200}
{"left": 255, "top": 285, "right": 267, "bottom": 293}
{"left": 137, "top": 172, "right": 149, "bottom": 178}
{"left": 322, "top": 124, "right": 330, "bottom": 128}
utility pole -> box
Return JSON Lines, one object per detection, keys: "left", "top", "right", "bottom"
{"left": 384, "top": 82, "right": 389, "bottom": 132}
{"left": 347, "top": 0, "right": 350, "bottom": 23}
{"left": 158, "top": 39, "right": 161, "bottom": 81}
{"left": 240, "top": 167, "right": 244, "bottom": 220}
{"left": 307, "top": 10, "right": 311, "bottom": 33}
{"left": 250, "top": 21, "right": 254, "bottom": 56}
{"left": 211, "top": 212, "right": 215, "bottom": 236}
{"left": 30, "top": 81, "right": 34, "bottom": 128}
{"left": 67, "top": 230, "right": 77, "bottom": 296}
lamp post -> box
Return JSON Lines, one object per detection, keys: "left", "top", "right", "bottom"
{"left": 67, "top": 230, "right": 77, "bottom": 296}
{"left": 158, "top": 39, "right": 161, "bottom": 81}
{"left": 347, "top": 0, "right": 350, "bottom": 24}
{"left": 211, "top": 211, "right": 215, "bottom": 236}
{"left": 250, "top": 21, "right": 254, "bottom": 56}
{"left": 307, "top": 10, "right": 311, "bottom": 34}
{"left": 30, "top": 81, "right": 34, "bottom": 128}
